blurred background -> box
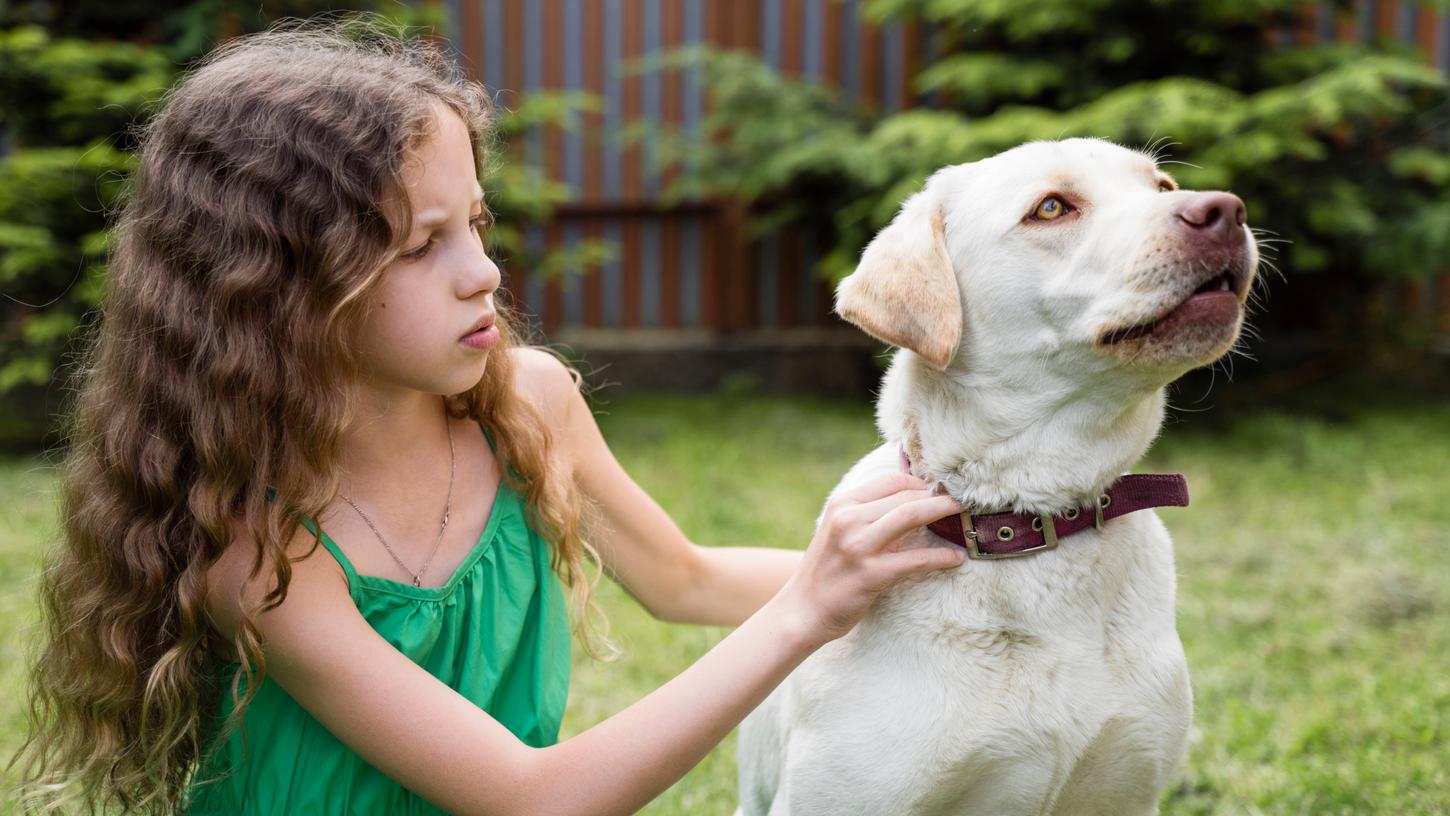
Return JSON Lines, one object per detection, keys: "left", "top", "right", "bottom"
{"left": 1, "top": 1, "right": 1448, "bottom": 814}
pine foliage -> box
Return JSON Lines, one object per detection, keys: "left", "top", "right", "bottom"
{"left": 645, "top": 0, "right": 1450, "bottom": 334}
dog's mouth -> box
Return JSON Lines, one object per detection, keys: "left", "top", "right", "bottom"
{"left": 1099, "top": 264, "right": 1244, "bottom": 346}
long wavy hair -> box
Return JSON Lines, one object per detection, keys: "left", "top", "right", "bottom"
{"left": 7, "top": 16, "right": 607, "bottom": 815}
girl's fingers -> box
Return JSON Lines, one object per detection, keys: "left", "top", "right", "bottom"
{"left": 833, "top": 471, "right": 932, "bottom": 506}
{"left": 880, "top": 544, "right": 966, "bottom": 578}
{"left": 867, "top": 494, "right": 966, "bottom": 550}
{"left": 853, "top": 486, "right": 947, "bottom": 524}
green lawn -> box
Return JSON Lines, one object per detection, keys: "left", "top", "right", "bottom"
{"left": 2, "top": 390, "right": 1447, "bottom": 814}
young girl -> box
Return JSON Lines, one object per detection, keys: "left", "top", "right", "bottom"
{"left": 9, "top": 17, "right": 965, "bottom": 815}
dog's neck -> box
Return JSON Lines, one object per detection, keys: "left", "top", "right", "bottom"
{"left": 878, "top": 351, "right": 1167, "bottom": 516}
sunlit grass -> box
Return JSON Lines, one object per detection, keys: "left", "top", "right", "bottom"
{"left": 2, "top": 390, "right": 1446, "bottom": 814}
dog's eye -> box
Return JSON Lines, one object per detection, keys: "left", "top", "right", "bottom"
{"left": 1157, "top": 179, "right": 1175, "bottom": 193}
{"left": 1032, "top": 196, "right": 1071, "bottom": 221}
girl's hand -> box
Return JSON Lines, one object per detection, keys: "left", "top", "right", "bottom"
{"left": 776, "top": 472, "right": 967, "bottom": 647}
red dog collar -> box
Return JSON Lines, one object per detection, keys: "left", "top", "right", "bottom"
{"left": 899, "top": 445, "right": 1189, "bottom": 559}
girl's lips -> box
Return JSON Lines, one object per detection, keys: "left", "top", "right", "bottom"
{"left": 460, "top": 324, "right": 499, "bottom": 350}
{"left": 461, "top": 311, "right": 497, "bottom": 339}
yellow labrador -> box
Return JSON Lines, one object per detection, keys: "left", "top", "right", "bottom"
{"left": 737, "top": 138, "right": 1258, "bottom": 816}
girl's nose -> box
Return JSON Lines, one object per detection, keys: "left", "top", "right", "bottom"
{"left": 462, "top": 239, "right": 502, "bottom": 299}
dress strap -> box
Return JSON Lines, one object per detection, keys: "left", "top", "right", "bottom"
{"left": 266, "top": 487, "right": 357, "bottom": 584}
{"left": 298, "top": 515, "right": 360, "bottom": 588}
{"left": 480, "top": 421, "right": 525, "bottom": 483}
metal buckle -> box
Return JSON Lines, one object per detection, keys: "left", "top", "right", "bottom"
{"left": 964, "top": 512, "right": 1059, "bottom": 560}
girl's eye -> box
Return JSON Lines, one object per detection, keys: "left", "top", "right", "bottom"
{"left": 403, "top": 214, "right": 487, "bottom": 261}
{"left": 1032, "top": 196, "right": 1072, "bottom": 221}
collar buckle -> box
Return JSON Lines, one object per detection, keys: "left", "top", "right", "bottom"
{"left": 963, "top": 512, "right": 1059, "bottom": 560}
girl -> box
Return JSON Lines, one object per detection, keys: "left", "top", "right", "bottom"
{"left": 9, "top": 16, "right": 965, "bottom": 816}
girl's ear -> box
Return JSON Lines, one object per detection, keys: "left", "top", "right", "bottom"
{"left": 833, "top": 183, "right": 963, "bottom": 370}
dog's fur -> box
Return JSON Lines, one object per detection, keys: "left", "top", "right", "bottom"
{"left": 736, "top": 138, "right": 1259, "bottom": 816}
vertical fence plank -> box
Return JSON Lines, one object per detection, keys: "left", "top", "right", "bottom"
{"left": 523, "top": 225, "right": 546, "bottom": 328}
{"left": 1415, "top": 5, "right": 1438, "bottom": 62}
{"left": 524, "top": 0, "right": 544, "bottom": 170}
{"left": 562, "top": 222, "right": 584, "bottom": 324}
{"left": 661, "top": 0, "right": 683, "bottom": 191}
{"left": 603, "top": 0, "right": 624, "bottom": 198}
{"left": 544, "top": 221, "right": 564, "bottom": 331}
{"left": 803, "top": 0, "right": 822, "bottom": 81}
{"left": 778, "top": 229, "right": 800, "bottom": 328}
{"left": 859, "top": 12, "right": 881, "bottom": 109}
{"left": 1436, "top": 7, "right": 1450, "bottom": 71}
{"left": 783, "top": 0, "right": 802, "bottom": 76}
{"left": 640, "top": 220, "right": 661, "bottom": 326}
{"left": 661, "top": 220, "right": 681, "bottom": 327}
{"left": 582, "top": 0, "right": 604, "bottom": 202}
{"left": 681, "top": 218, "right": 702, "bottom": 325}
{"left": 1438, "top": 271, "right": 1450, "bottom": 334}
{"left": 622, "top": 219, "right": 641, "bottom": 328}
{"left": 603, "top": 221, "right": 624, "bottom": 327}
{"left": 642, "top": 0, "right": 663, "bottom": 196}
{"left": 901, "top": 20, "right": 920, "bottom": 109}
{"left": 623, "top": 0, "right": 643, "bottom": 200}
{"left": 544, "top": 0, "right": 563, "bottom": 184}
{"left": 485, "top": 0, "right": 505, "bottom": 92}
{"left": 822, "top": 0, "right": 842, "bottom": 89}
{"left": 797, "top": 225, "right": 820, "bottom": 326}
{"left": 763, "top": 0, "right": 782, "bottom": 67}
{"left": 700, "top": 215, "right": 720, "bottom": 328}
{"left": 1375, "top": 0, "right": 1398, "bottom": 38}
{"left": 1335, "top": 2, "right": 1357, "bottom": 41}
{"left": 1292, "top": 2, "right": 1316, "bottom": 46}
{"left": 504, "top": 0, "right": 523, "bottom": 107}
{"left": 683, "top": 0, "right": 704, "bottom": 134}
{"left": 584, "top": 217, "right": 603, "bottom": 327}
{"left": 757, "top": 233, "right": 779, "bottom": 327}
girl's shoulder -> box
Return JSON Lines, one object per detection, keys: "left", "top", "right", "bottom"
{"left": 203, "top": 514, "right": 354, "bottom": 652}
{"left": 506, "top": 345, "right": 597, "bottom": 487}
{"left": 509, "top": 345, "right": 585, "bottom": 425}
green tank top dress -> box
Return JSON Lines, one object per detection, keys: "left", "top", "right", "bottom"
{"left": 184, "top": 425, "right": 571, "bottom": 815}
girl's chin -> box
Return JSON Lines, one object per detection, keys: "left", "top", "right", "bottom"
{"left": 451, "top": 359, "right": 489, "bottom": 391}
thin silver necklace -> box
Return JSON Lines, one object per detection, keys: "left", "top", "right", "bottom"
{"left": 339, "top": 408, "right": 455, "bottom": 587}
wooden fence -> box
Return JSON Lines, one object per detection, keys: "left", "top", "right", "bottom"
{"left": 436, "top": 0, "right": 922, "bottom": 337}
{"left": 433, "top": 0, "right": 1450, "bottom": 340}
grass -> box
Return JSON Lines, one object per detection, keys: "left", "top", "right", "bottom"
{"left": 1, "top": 387, "right": 1446, "bottom": 814}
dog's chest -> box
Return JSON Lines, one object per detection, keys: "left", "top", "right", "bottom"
{"left": 783, "top": 524, "right": 1191, "bottom": 815}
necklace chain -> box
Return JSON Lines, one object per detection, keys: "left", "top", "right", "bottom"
{"left": 339, "top": 406, "right": 456, "bottom": 587}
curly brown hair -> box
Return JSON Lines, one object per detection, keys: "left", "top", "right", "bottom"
{"left": 7, "top": 14, "right": 605, "bottom": 814}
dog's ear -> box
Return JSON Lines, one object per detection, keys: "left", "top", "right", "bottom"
{"left": 834, "top": 184, "right": 962, "bottom": 370}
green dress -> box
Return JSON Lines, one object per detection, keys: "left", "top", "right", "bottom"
{"left": 184, "top": 425, "right": 571, "bottom": 815}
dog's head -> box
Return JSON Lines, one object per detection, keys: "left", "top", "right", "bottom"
{"left": 835, "top": 138, "right": 1259, "bottom": 384}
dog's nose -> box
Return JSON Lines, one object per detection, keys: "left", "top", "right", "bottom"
{"left": 1173, "top": 192, "right": 1246, "bottom": 244}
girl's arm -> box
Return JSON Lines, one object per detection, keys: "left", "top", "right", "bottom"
{"left": 206, "top": 447, "right": 963, "bottom": 816}
{"left": 667, "top": 545, "right": 802, "bottom": 625}
{"left": 515, "top": 347, "right": 801, "bottom": 626}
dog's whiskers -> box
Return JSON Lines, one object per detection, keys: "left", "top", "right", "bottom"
{"left": 1141, "top": 135, "right": 1181, "bottom": 165}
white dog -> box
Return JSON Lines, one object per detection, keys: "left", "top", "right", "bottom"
{"left": 737, "top": 138, "right": 1258, "bottom": 816}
